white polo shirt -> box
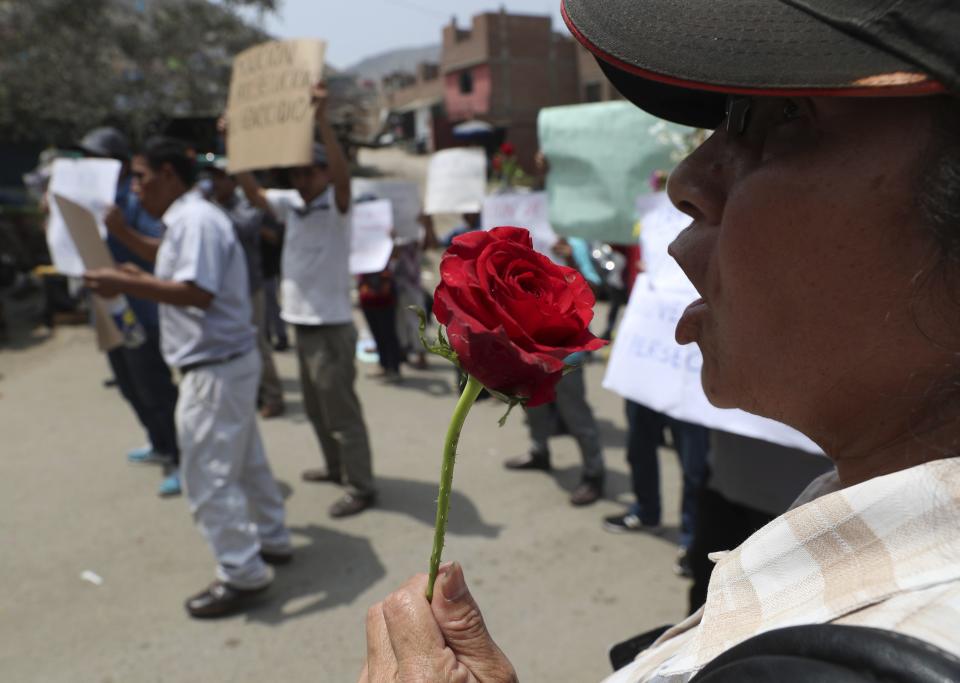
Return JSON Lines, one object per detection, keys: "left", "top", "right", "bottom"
{"left": 265, "top": 187, "right": 352, "bottom": 326}
{"left": 154, "top": 190, "right": 255, "bottom": 368}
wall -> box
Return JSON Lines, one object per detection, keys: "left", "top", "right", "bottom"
{"left": 443, "top": 64, "right": 492, "bottom": 121}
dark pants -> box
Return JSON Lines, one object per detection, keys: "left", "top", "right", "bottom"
{"left": 262, "top": 276, "right": 287, "bottom": 345}
{"left": 687, "top": 487, "right": 775, "bottom": 614}
{"left": 624, "top": 400, "right": 709, "bottom": 548}
{"left": 107, "top": 327, "right": 179, "bottom": 462}
{"left": 362, "top": 304, "right": 402, "bottom": 374}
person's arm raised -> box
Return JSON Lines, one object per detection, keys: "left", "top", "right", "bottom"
{"left": 218, "top": 115, "right": 274, "bottom": 218}
{"left": 313, "top": 81, "right": 351, "bottom": 215}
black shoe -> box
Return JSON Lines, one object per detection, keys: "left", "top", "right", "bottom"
{"left": 260, "top": 549, "right": 293, "bottom": 565}
{"left": 329, "top": 492, "right": 375, "bottom": 518}
{"left": 503, "top": 452, "right": 551, "bottom": 471}
{"left": 184, "top": 581, "right": 269, "bottom": 619}
{"left": 273, "top": 339, "right": 289, "bottom": 352}
{"left": 570, "top": 478, "right": 604, "bottom": 506}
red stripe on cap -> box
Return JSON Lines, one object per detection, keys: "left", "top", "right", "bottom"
{"left": 560, "top": 0, "right": 945, "bottom": 98}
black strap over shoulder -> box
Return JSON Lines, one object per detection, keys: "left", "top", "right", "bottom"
{"left": 689, "top": 625, "right": 960, "bottom": 683}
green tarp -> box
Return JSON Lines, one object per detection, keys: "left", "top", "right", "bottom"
{"left": 538, "top": 100, "right": 693, "bottom": 244}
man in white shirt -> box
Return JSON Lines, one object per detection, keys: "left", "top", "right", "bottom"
{"left": 85, "top": 137, "right": 292, "bottom": 618}
{"left": 236, "top": 83, "right": 376, "bottom": 518}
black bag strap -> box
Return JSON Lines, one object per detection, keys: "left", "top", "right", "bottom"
{"left": 689, "top": 625, "right": 960, "bottom": 683}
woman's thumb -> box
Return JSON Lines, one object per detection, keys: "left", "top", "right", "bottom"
{"left": 431, "top": 562, "right": 518, "bottom": 682}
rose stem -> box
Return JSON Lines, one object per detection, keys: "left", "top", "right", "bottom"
{"left": 426, "top": 374, "right": 485, "bottom": 602}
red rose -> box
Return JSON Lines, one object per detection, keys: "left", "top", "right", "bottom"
{"left": 433, "top": 226, "right": 607, "bottom": 406}
{"left": 499, "top": 142, "right": 515, "bottom": 156}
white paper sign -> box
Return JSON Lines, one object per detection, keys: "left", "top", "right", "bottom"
{"left": 350, "top": 199, "right": 394, "bottom": 275}
{"left": 352, "top": 179, "right": 421, "bottom": 240}
{"left": 481, "top": 192, "right": 560, "bottom": 262}
{"left": 424, "top": 147, "right": 486, "bottom": 215}
{"left": 603, "top": 196, "right": 821, "bottom": 454}
{"left": 46, "top": 158, "right": 121, "bottom": 276}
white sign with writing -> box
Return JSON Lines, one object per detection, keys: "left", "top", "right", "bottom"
{"left": 603, "top": 196, "right": 820, "bottom": 453}
{"left": 352, "top": 179, "right": 421, "bottom": 240}
{"left": 424, "top": 147, "right": 486, "bottom": 215}
{"left": 481, "top": 191, "right": 560, "bottom": 261}
{"left": 46, "top": 158, "right": 121, "bottom": 277}
{"left": 226, "top": 39, "right": 326, "bottom": 173}
{"left": 350, "top": 199, "right": 394, "bottom": 275}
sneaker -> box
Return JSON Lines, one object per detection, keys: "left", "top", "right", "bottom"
{"left": 602, "top": 512, "right": 662, "bottom": 534}
{"left": 158, "top": 470, "right": 182, "bottom": 497}
{"left": 127, "top": 445, "right": 172, "bottom": 465}
{"left": 674, "top": 547, "right": 693, "bottom": 578}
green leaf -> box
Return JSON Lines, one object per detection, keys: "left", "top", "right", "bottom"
{"left": 411, "top": 306, "right": 459, "bottom": 367}
{"left": 497, "top": 398, "right": 523, "bottom": 427}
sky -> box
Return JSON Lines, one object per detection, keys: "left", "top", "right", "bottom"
{"left": 238, "top": 0, "right": 569, "bottom": 69}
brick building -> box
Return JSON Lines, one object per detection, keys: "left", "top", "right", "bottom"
{"left": 439, "top": 9, "right": 580, "bottom": 170}
{"left": 380, "top": 9, "right": 622, "bottom": 169}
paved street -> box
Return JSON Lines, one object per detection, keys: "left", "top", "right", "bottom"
{"left": 0, "top": 149, "right": 689, "bottom": 683}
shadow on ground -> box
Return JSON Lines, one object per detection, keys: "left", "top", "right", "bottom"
{"left": 246, "top": 522, "right": 386, "bottom": 625}
{"left": 373, "top": 475, "right": 502, "bottom": 538}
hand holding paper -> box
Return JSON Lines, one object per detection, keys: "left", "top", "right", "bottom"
{"left": 83, "top": 267, "right": 131, "bottom": 299}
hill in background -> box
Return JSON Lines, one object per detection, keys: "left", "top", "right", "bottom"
{"left": 345, "top": 44, "right": 441, "bottom": 83}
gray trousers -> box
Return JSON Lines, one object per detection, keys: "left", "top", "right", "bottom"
{"left": 526, "top": 369, "right": 605, "bottom": 480}
{"left": 295, "top": 323, "right": 375, "bottom": 496}
{"left": 177, "top": 350, "right": 290, "bottom": 588}
{"left": 251, "top": 289, "right": 284, "bottom": 409}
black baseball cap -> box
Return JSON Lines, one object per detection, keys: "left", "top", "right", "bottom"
{"left": 562, "top": 0, "right": 959, "bottom": 129}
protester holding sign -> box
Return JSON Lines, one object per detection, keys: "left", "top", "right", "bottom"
{"left": 77, "top": 127, "right": 181, "bottom": 497}
{"left": 235, "top": 82, "right": 377, "bottom": 518}
{"left": 84, "top": 137, "right": 291, "bottom": 619}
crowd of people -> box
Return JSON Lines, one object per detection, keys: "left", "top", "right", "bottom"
{"left": 30, "top": 77, "right": 827, "bottom": 625}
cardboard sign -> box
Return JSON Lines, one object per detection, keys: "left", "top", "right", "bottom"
{"left": 350, "top": 199, "right": 394, "bottom": 275}
{"left": 226, "top": 39, "right": 326, "bottom": 173}
{"left": 481, "top": 191, "right": 560, "bottom": 262}
{"left": 46, "top": 158, "right": 121, "bottom": 276}
{"left": 602, "top": 196, "right": 820, "bottom": 454}
{"left": 538, "top": 101, "right": 692, "bottom": 244}
{"left": 424, "top": 147, "right": 486, "bottom": 215}
{"left": 352, "top": 179, "right": 421, "bottom": 240}
{"left": 52, "top": 194, "right": 124, "bottom": 351}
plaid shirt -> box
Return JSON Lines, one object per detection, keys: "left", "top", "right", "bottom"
{"left": 604, "top": 457, "right": 960, "bottom": 683}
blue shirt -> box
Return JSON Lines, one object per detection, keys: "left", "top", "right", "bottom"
{"left": 154, "top": 191, "right": 255, "bottom": 368}
{"left": 110, "top": 177, "right": 165, "bottom": 328}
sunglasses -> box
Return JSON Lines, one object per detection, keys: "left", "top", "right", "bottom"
{"left": 725, "top": 96, "right": 752, "bottom": 135}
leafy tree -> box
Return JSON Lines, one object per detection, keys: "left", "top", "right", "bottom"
{"left": 0, "top": 0, "right": 275, "bottom": 146}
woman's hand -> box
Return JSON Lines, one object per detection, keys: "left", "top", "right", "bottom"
{"left": 360, "top": 562, "right": 518, "bottom": 683}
